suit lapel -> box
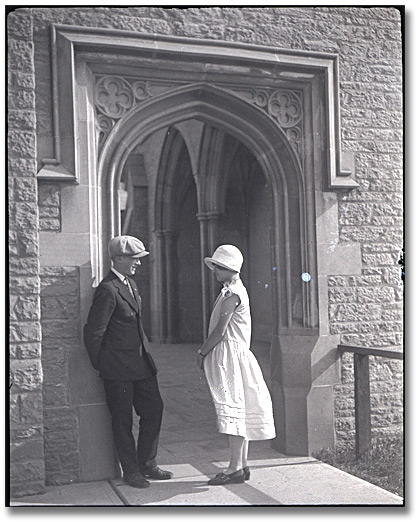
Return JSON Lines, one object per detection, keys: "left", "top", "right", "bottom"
{"left": 111, "top": 274, "right": 139, "bottom": 312}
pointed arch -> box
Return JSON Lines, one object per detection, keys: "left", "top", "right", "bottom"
{"left": 97, "top": 83, "right": 316, "bottom": 336}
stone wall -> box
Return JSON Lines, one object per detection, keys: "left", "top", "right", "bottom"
{"left": 8, "top": 8, "right": 46, "bottom": 497}
{"left": 40, "top": 267, "right": 81, "bottom": 485}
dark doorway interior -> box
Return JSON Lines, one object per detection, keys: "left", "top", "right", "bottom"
{"left": 122, "top": 120, "right": 272, "bottom": 344}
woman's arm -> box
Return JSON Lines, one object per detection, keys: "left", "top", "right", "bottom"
{"left": 197, "top": 293, "right": 240, "bottom": 369}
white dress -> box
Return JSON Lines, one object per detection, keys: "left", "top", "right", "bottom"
{"left": 203, "top": 278, "right": 276, "bottom": 440}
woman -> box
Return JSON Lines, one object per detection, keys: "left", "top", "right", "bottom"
{"left": 197, "top": 245, "right": 276, "bottom": 485}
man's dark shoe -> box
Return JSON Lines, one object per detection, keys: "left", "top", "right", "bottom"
{"left": 123, "top": 472, "right": 150, "bottom": 488}
{"left": 243, "top": 466, "right": 250, "bottom": 481}
{"left": 140, "top": 466, "right": 173, "bottom": 480}
{"left": 208, "top": 469, "right": 245, "bottom": 485}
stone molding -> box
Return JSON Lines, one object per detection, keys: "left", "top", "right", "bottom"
{"left": 38, "top": 24, "right": 358, "bottom": 189}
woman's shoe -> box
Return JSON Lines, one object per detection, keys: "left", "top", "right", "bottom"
{"left": 243, "top": 466, "right": 250, "bottom": 481}
{"left": 208, "top": 469, "right": 245, "bottom": 485}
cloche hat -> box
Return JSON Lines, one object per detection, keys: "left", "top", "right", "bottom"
{"left": 108, "top": 235, "right": 149, "bottom": 258}
{"left": 204, "top": 245, "right": 243, "bottom": 273}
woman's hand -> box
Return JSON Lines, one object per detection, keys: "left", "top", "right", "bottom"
{"left": 197, "top": 351, "right": 205, "bottom": 371}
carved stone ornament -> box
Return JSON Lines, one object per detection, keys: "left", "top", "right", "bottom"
{"left": 94, "top": 75, "right": 304, "bottom": 161}
{"left": 95, "top": 76, "right": 134, "bottom": 118}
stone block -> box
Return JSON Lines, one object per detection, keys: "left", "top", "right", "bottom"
{"left": 9, "top": 256, "right": 39, "bottom": 276}
{"left": 12, "top": 201, "right": 38, "bottom": 229}
{"left": 9, "top": 70, "right": 36, "bottom": 90}
{"left": 328, "top": 275, "right": 382, "bottom": 286}
{"left": 8, "top": 157, "right": 37, "bottom": 177}
{"left": 8, "top": 38, "right": 34, "bottom": 72}
{"left": 10, "top": 481, "right": 46, "bottom": 499}
{"left": 8, "top": 130, "right": 36, "bottom": 158}
{"left": 39, "top": 217, "right": 61, "bottom": 231}
{"left": 10, "top": 394, "right": 20, "bottom": 426}
{"left": 9, "top": 321, "right": 42, "bottom": 343}
{"left": 41, "top": 319, "right": 79, "bottom": 339}
{"left": 329, "top": 303, "right": 382, "bottom": 322}
{"left": 61, "top": 184, "right": 90, "bottom": 233}
{"left": 42, "top": 352, "right": 69, "bottom": 384}
{"left": 20, "top": 393, "right": 43, "bottom": 426}
{"left": 42, "top": 337, "right": 79, "bottom": 351}
{"left": 8, "top": 109, "right": 36, "bottom": 130}
{"left": 41, "top": 295, "right": 78, "bottom": 319}
{"left": 10, "top": 295, "right": 40, "bottom": 321}
{"left": 13, "top": 177, "right": 38, "bottom": 203}
{"left": 38, "top": 183, "right": 60, "bottom": 206}
{"left": 9, "top": 275, "right": 40, "bottom": 295}
{"left": 7, "top": 9, "right": 33, "bottom": 40}
{"left": 16, "top": 229, "right": 39, "bottom": 256}
{"left": 39, "top": 206, "right": 60, "bottom": 219}
{"left": 11, "top": 441, "right": 44, "bottom": 462}
{"left": 46, "top": 470, "right": 80, "bottom": 487}
{"left": 41, "top": 266, "right": 79, "bottom": 277}
{"left": 328, "top": 287, "right": 358, "bottom": 304}
{"left": 10, "top": 427, "right": 43, "bottom": 444}
{"left": 9, "top": 360, "right": 42, "bottom": 392}
{"left": 8, "top": 90, "right": 36, "bottom": 110}
{"left": 356, "top": 285, "right": 395, "bottom": 303}
{"left": 43, "top": 406, "right": 79, "bottom": 433}
{"left": 43, "top": 383, "right": 69, "bottom": 407}
{"left": 39, "top": 231, "right": 91, "bottom": 266}
{"left": 40, "top": 277, "right": 78, "bottom": 296}
{"left": 10, "top": 459, "right": 45, "bottom": 486}
{"left": 317, "top": 242, "right": 362, "bottom": 276}
{"left": 16, "top": 342, "right": 42, "bottom": 359}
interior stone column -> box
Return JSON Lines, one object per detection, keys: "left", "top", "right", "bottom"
{"left": 163, "top": 230, "right": 178, "bottom": 343}
{"left": 206, "top": 212, "right": 222, "bottom": 306}
{"left": 151, "top": 230, "right": 167, "bottom": 342}
{"left": 197, "top": 213, "right": 210, "bottom": 340}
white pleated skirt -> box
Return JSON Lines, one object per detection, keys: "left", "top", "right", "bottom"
{"left": 203, "top": 339, "right": 276, "bottom": 440}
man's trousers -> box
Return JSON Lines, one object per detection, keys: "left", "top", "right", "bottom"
{"left": 103, "top": 376, "right": 164, "bottom": 475}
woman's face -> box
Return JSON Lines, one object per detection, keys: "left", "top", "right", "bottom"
{"left": 213, "top": 264, "right": 235, "bottom": 283}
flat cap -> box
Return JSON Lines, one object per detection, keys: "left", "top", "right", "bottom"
{"left": 108, "top": 235, "right": 149, "bottom": 258}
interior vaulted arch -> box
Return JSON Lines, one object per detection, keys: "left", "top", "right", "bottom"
{"left": 153, "top": 126, "right": 198, "bottom": 342}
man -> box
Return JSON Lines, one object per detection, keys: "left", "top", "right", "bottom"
{"left": 83, "top": 235, "right": 172, "bottom": 488}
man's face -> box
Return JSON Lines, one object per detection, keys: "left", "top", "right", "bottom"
{"left": 114, "top": 255, "right": 142, "bottom": 276}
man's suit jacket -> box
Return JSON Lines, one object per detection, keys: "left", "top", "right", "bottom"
{"left": 83, "top": 271, "right": 157, "bottom": 381}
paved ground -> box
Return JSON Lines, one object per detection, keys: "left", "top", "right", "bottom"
{"left": 10, "top": 342, "right": 403, "bottom": 507}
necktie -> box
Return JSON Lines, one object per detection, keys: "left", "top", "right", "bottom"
{"left": 124, "top": 277, "right": 135, "bottom": 299}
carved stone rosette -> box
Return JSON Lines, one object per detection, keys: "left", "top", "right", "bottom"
{"left": 228, "top": 87, "right": 303, "bottom": 162}
{"left": 94, "top": 75, "right": 303, "bottom": 162}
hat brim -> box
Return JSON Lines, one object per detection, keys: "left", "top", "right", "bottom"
{"left": 204, "top": 257, "right": 237, "bottom": 272}
{"left": 124, "top": 250, "right": 149, "bottom": 258}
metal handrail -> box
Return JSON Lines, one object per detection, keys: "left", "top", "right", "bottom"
{"left": 337, "top": 344, "right": 403, "bottom": 458}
